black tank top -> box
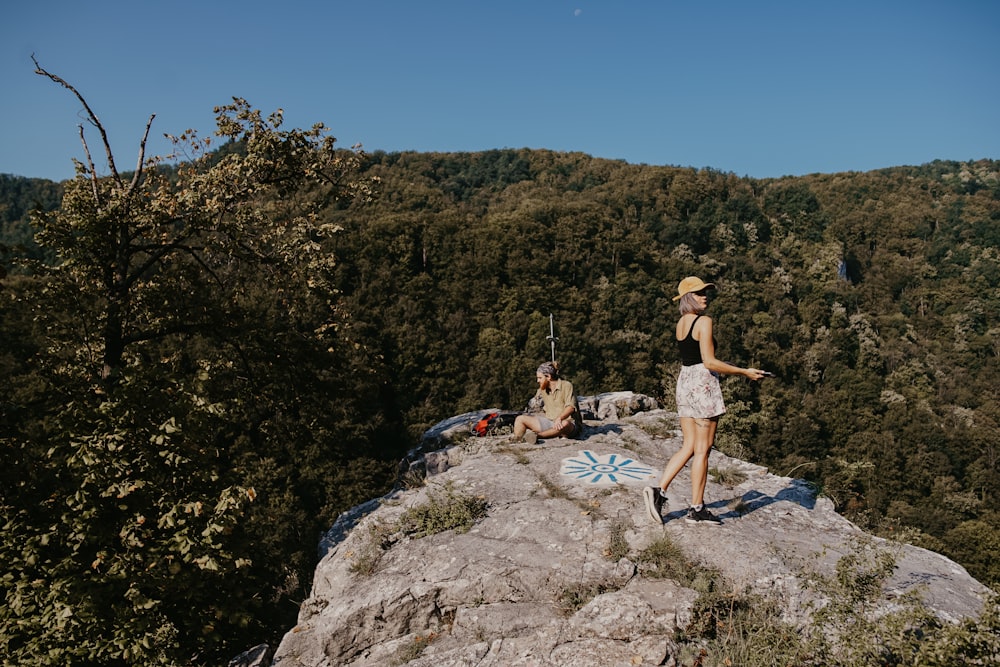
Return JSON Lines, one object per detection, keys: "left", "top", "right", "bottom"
{"left": 678, "top": 315, "right": 709, "bottom": 366}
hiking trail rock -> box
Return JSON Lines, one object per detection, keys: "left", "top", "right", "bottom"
{"left": 269, "top": 393, "right": 991, "bottom": 666}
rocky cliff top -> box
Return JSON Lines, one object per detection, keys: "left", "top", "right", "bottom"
{"left": 267, "top": 393, "right": 990, "bottom": 667}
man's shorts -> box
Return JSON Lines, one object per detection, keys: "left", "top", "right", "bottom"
{"left": 538, "top": 416, "right": 581, "bottom": 437}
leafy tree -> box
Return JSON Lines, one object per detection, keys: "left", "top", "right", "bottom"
{"left": 0, "top": 62, "right": 393, "bottom": 665}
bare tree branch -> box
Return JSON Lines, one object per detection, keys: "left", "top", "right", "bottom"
{"left": 77, "top": 124, "right": 100, "bottom": 202}
{"left": 32, "top": 55, "right": 122, "bottom": 186}
{"left": 129, "top": 114, "right": 156, "bottom": 193}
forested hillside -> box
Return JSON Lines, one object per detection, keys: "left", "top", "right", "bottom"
{"left": 2, "top": 143, "right": 998, "bottom": 663}
{"left": 0, "top": 173, "right": 61, "bottom": 265}
{"left": 321, "top": 149, "right": 1000, "bottom": 589}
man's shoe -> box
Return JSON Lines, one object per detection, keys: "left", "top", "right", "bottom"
{"left": 685, "top": 506, "right": 722, "bottom": 525}
{"left": 642, "top": 486, "right": 665, "bottom": 524}
{"left": 524, "top": 431, "right": 538, "bottom": 445}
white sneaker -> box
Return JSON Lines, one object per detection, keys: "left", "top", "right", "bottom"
{"left": 642, "top": 486, "right": 665, "bottom": 524}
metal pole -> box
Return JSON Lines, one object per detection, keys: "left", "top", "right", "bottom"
{"left": 547, "top": 313, "right": 559, "bottom": 362}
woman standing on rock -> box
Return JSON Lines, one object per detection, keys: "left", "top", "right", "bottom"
{"left": 643, "top": 277, "right": 767, "bottom": 525}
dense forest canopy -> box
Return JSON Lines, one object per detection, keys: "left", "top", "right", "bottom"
{"left": 2, "top": 105, "right": 998, "bottom": 663}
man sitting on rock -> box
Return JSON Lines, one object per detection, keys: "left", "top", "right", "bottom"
{"left": 512, "top": 361, "right": 582, "bottom": 444}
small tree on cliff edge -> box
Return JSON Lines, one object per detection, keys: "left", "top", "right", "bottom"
{"left": 0, "top": 61, "right": 385, "bottom": 665}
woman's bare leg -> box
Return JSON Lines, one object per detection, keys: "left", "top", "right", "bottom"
{"left": 657, "top": 416, "right": 697, "bottom": 491}
{"left": 689, "top": 417, "right": 718, "bottom": 506}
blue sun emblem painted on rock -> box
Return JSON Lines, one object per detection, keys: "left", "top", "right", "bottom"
{"left": 560, "top": 451, "right": 657, "bottom": 486}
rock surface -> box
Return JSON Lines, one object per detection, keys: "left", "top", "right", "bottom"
{"left": 271, "top": 394, "right": 990, "bottom": 666}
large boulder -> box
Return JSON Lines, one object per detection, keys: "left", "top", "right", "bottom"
{"left": 271, "top": 397, "right": 990, "bottom": 666}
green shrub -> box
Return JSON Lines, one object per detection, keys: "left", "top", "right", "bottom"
{"left": 913, "top": 594, "right": 1000, "bottom": 666}
{"left": 638, "top": 535, "right": 722, "bottom": 592}
{"left": 348, "top": 520, "right": 396, "bottom": 576}
{"left": 388, "top": 631, "right": 439, "bottom": 666}
{"left": 604, "top": 518, "right": 630, "bottom": 561}
{"left": 680, "top": 590, "right": 805, "bottom": 666}
{"left": 709, "top": 465, "right": 748, "bottom": 488}
{"left": 797, "top": 536, "right": 983, "bottom": 666}
{"left": 649, "top": 534, "right": 1000, "bottom": 666}
{"left": 555, "top": 581, "right": 617, "bottom": 617}
{"left": 398, "top": 483, "right": 489, "bottom": 538}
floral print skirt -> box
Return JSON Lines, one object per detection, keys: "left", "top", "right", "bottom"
{"left": 676, "top": 363, "right": 726, "bottom": 419}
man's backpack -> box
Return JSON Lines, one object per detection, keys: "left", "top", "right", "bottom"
{"left": 471, "top": 411, "right": 520, "bottom": 437}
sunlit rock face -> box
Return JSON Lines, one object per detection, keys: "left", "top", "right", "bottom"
{"left": 269, "top": 393, "right": 991, "bottom": 667}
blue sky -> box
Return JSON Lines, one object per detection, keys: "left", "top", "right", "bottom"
{"left": 2, "top": 1, "right": 998, "bottom": 182}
